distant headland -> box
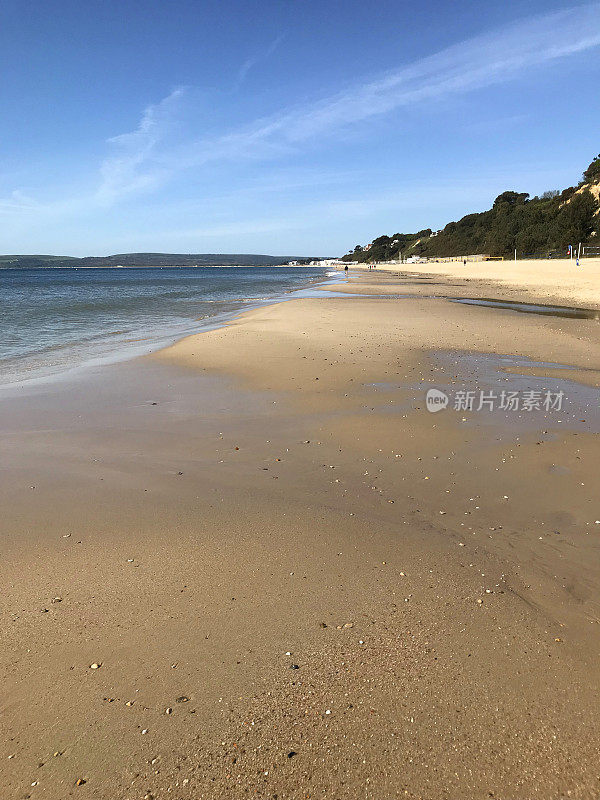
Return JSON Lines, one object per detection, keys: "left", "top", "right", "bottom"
{"left": 0, "top": 253, "right": 327, "bottom": 269}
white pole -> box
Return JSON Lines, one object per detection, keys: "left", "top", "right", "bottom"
{"left": 514, "top": 248, "right": 517, "bottom": 262}
{"left": 578, "top": 242, "right": 582, "bottom": 260}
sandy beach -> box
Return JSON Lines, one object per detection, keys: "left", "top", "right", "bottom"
{"left": 359, "top": 256, "right": 600, "bottom": 308}
{"left": 2, "top": 267, "right": 600, "bottom": 799}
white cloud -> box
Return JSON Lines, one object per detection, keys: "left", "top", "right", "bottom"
{"left": 92, "top": 3, "right": 600, "bottom": 201}
{"left": 96, "top": 88, "right": 186, "bottom": 203}
{"left": 3, "top": 2, "right": 600, "bottom": 228}
{"left": 0, "top": 190, "right": 39, "bottom": 214}
{"left": 216, "top": 3, "right": 600, "bottom": 147}
{"left": 234, "top": 33, "right": 286, "bottom": 89}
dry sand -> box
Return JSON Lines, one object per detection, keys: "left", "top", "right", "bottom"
{"left": 1, "top": 270, "right": 600, "bottom": 799}
{"left": 358, "top": 256, "right": 600, "bottom": 308}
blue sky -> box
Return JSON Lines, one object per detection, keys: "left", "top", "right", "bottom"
{"left": 1, "top": 0, "right": 600, "bottom": 256}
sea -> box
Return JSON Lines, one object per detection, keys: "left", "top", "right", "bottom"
{"left": 0, "top": 266, "right": 332, "bottom": 389}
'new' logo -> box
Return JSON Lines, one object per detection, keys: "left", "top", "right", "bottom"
{"left": 426, "top": 388, "right": 449, "bottom": 413}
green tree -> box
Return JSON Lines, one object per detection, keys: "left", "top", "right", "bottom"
{"left": 493, "top": 191, "right": 529, "bottom": 207}
{"left": 582, "top": 154, "right": 600, "bottom": 185}
{"left": 553, "top": 190, "right": 598, "bottom": 245}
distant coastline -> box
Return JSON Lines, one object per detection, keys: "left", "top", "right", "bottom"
{"left": 0, "top": 253, "right": 329, "bottom": 269}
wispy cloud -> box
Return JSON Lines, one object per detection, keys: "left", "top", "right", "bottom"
{"left": 2, "top": 1, "right": 599, "bottom": 225}
{"left": 0, "top": 190, "right": 39, "bottom": 213}
{"left": 211, "top": 3, "right": 600, "bottom": 146}
{"left": 97, "top": 88, "right": 187, "bottom": 204}
{"left": 234, "top": 33, "right": 286, "bottom": 90}
{"left": 93, "top": 3, "right": 600, "bottom": 202}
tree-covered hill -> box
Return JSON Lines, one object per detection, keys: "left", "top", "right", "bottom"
{"left": 344, "top": 154, "right": 600, "bottom": 262}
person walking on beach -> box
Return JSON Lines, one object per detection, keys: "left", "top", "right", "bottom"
{"left": 344, "top": 264, "right": 349, "bottom": 278}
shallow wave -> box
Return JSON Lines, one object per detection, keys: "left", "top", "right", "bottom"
{"left": 0, "top": 267, "right": 329, "bottom": 387}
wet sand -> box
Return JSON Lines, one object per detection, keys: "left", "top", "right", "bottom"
{"left": 1, "top": 271, "right": 600, "bottom": 799}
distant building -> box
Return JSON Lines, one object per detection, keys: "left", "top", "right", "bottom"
{"left": 405, "top": 253, "right": 492, "bottom": 264}
{"left": 310, "top": 259, "right": 345, "bottom": 267}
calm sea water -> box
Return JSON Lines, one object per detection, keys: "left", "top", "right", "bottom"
{"left": 0, "top": 266, "right": 330, "bottom": 387}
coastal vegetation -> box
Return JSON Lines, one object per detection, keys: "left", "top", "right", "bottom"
{"left": 345, "top": 154, "right": 600, "bottom": 262}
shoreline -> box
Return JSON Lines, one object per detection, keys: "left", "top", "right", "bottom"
{"left": 2, "top": 269, "right": 600, "bottom": 798}
{"left": 0, "top": 269, "right": 335, "bottom": 397}
{"left": 4, "top": 256, "right": 599, "bottom": 398}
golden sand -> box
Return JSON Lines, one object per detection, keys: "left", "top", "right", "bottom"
{"left": 1, "top": 270, "right": 599, "bottom": 798}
